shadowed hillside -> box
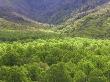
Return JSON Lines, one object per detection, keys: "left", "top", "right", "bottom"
{"left": 0, "top": 0, "right": 109, "bottom": 24}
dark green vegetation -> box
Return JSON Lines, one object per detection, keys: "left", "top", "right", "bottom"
{"left": 0, "top": 30, "right": 62, "bottom": 42}
{"left": 0, "top": 18, "right": 63, "bottom": 42}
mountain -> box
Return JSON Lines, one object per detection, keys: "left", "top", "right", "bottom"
{"left": 59, "top": 3, "right": 110, "bottom": 39}
{"left": 0, "top": 0, "right": 109, "bottom": 24}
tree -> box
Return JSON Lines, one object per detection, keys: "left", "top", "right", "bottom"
{"left": 89, "top": 69, "right": 107, "bottom": 82}
{"left": 0, "top": 66, "right": 29, "bottom": 82}
{"left": 73, "top": 70, "right": 87, "bottom": 82}
{"left": 26, "top": 63, "right": 43, "bottom": 82}
{"left": 45, "top": 62, "right": 72, "bottom": 82}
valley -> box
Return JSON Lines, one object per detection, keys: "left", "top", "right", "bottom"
{"left": 0, "top": 0, "right": 110, "bottom": 82}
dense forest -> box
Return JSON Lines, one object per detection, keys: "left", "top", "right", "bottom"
{"left": 0, "top": 18, "right": 110, "bottom": 82}
{"left": 0, "top": 37, "right": 110, "bottom": 82}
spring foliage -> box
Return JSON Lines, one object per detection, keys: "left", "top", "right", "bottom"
{"left": 0, "top": 38, "right": 110, "bottom": 82}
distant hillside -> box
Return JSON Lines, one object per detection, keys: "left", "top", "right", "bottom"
{"left": 0, "top": 0, "right": 109, "bottom": 24}
{"left": 0, "top": 17, "right": 49, "bottom": 30}
{"left": 59, "top": 3, "right": 110, "bottom": 39}
{"left": 0, "top": 18, "right": 61, "bottom": 42}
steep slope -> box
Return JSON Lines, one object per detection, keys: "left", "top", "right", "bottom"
{"left": 0, "top": 0, "right": 109, "bottom": 24}
{"left": 60, "top": 3, "right": 110, "bottom": 39}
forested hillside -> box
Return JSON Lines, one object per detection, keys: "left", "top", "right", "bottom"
{"left": 0, "top": 18, "right": 62, "bottom": 42}
{"left": 59, "top": 4, "right": 110, "bottom": 39}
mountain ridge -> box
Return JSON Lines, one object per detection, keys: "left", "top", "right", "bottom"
{"left": 0, "top": 0, "right": 109, "bottom": 24}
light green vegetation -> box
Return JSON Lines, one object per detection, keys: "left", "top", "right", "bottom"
{"left": 0, "top": 38, "right": 110, "bottom": 82}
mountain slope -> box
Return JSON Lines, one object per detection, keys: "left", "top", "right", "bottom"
{"left": 0, "top": 18, "right": 61, "bottom": 42}
{"left": 0, "top": 0, "right": 109, "bottom": 24}
{"left": 60, "top": 3, "right": 110, "bottom": 39}
{"left": 0, "top": 17, "right": 50, "bottom": 30}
